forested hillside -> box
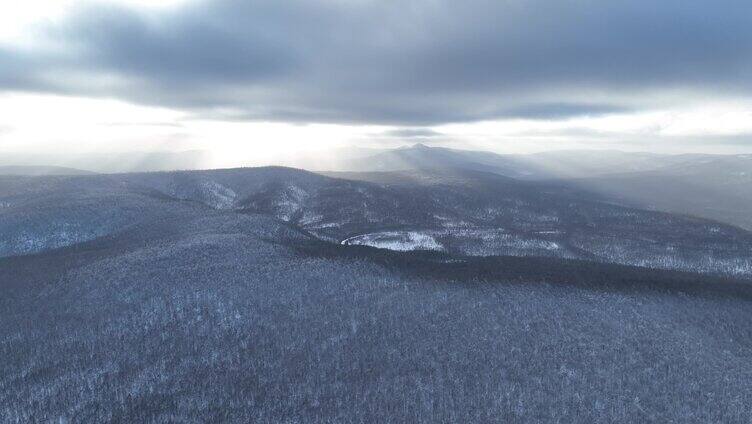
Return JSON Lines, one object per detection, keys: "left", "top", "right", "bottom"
{"left": 2, "top": 167, "right": 752, "bottom": 422}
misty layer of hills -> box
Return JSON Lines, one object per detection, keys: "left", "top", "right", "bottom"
{"left": 314, "top": 143, "right": 716, "bottom": 178}
{"left": 319, "top": 144, "right": 752, "bottom": 232}
{"left": 5, "top": 143, "right": 749, "bottom": 232}
{"left": 0, "top": 150, "right": 211, "bottom": 174}
{"left": 0, "top": 166, "right": 96, "bottom": 176}
{"left": 2, "top": 160, "right": 752, "bottom": 422}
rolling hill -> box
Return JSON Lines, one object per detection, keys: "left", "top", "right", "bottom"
{"left": 562, "top": 154, "right": 752, "bottom": 230}
{"left": 2, "top": 167, "right": 751, "bottom": 276}
{"left": 321, "top": 144, "right": 752, "bottom": 231}
{"left": 2, "top": 166, "right": 752, "bottom": 422}
{"left": 322, "top": 144, "right": 718, "bottom": 179}
{"left": 0, "top": 165, "right": 95, "bottom": 176}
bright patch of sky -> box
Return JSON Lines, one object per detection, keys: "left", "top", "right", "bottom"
{"left": 0, "top": 0, "right": 186, "bottom": 43}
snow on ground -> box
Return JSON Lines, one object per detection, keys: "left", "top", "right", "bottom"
{"left": 1, "top": 228, "right": 97, "bottom": 258}
{"left": 449, "top": 229, "right": 567, "bottom": 257}
{"left": 308, "top": 221, "right": 342, "bottom": 229}
{"left": 433, "top": 215, "right": 473, "bottom": 229}
{"left": 342, "top": 231, "right": 444, "bottom": 252}
{"left": 341, "top": 228, "right": 568, "bottom": 256}
{"left": 200, "top": 181, "right": 237, "bottom": 209}
{"left": 298, "top": 211, "right": 324, "bottom": 226}
{"left": 272, "top": 184, "right": 310, "bottom": 221}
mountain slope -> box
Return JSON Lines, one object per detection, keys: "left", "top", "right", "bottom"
{"left": 335, "top": 145, "right": 752, "bottom": 232}
{"left": 337, "top": 143, "right": 526, "bottom": 175}
{"left": 561, "top": 154, "right": 752, "bottom": 230}
{"left": 3, "top": 165, "right": 752, "bottom": 422}
{"left": 2, "top": 167, "right": 751, "bottom": 277}
{"left": 0, "top": 150, "right": 212, "bottom": 173}
{"left": 322, "top": 144, "right": 722, "bottom": 179}
{"left": 2, "top": 204, "right": 752, "bottom": 422}
{"left": 0, "top": 165, "right": 95, "bottom": 176}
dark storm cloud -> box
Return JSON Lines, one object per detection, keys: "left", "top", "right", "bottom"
{"left": 1, "top": 0, "right": 750, "bottom": 125}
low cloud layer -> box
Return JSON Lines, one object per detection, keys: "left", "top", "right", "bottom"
{"left": 1, "top": 0, "right": 751, "bottom": 126}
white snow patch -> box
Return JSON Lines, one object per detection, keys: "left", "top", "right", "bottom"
{"left": 343, "top": 231, "right": 444, "bottom": 252}
{"left": 299, "top": 212, "right": 323, "bottom": 226}
{"left": 272, "top": 184, "right": 309, "bottom": 220}
{"left": 310, "top": 221, "right": 341, "bottom": 229}
{"left": 200, "top": 181, "right": 236, "bottom": 209}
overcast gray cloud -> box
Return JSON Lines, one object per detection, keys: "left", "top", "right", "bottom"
{"left": 1, "top": 0, "right": 751, "bottom": 125}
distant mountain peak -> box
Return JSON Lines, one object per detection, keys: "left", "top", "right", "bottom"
{"left": 399, "top": 143, "right": 432, "bottom": 150}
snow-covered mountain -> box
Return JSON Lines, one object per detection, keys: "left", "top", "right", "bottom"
{"left": 2, "top": 165, "right": 752, "bottom": 423}
{"left": 3, "top": 166, "right": 751, "bottom": 277}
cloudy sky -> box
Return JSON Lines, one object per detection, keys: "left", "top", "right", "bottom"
{"left": 1, "top": 0, "right": 751, "bottom": 166}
